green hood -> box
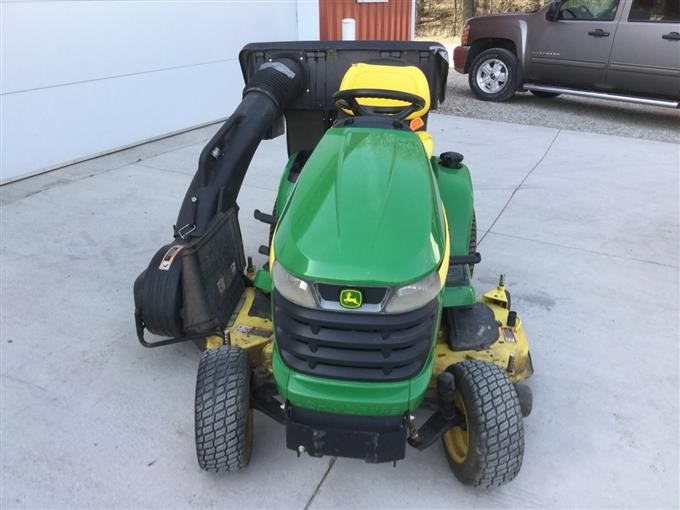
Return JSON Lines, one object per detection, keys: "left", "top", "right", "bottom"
{"left": 274, "top": 126, "right": 445, "bottom": 286}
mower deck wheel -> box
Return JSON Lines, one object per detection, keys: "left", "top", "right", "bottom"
{"left": 515, "top": 382, "right": 533, "bottom": 417}
{"left": 442, "top": 360, "right": 524, "bottom": 488}
{"left": 195, "top": 345, "right": 253, "bottom": 472}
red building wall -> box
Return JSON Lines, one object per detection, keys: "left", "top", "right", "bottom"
{"left": 319, "top": 0, "right": 412, "bottom": 40}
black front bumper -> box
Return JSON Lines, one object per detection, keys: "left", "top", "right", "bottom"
{"left": 252, "top": 384, "right": 465, "bottom": 464}
{"left": 286, "top": 407, "right": 407, "bottom": 463}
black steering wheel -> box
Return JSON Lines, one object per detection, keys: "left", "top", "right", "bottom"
{"left": 332, "top": 88, "right": 426, "bottom": 121}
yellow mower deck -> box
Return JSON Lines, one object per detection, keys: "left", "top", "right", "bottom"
{"left": 206, "top": 282, "right": 533, "bottom": 387}
{"left": 210, "top": 287, "right": 275, "bottom": 369}
{"left": 432, "top": 285, "right": 533, "bottom": 387}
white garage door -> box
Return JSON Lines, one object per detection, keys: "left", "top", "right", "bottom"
{"left": 1, "top": 1, "right": 318, "bottom": 182}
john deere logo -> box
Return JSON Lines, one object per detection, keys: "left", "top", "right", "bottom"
{"left": 339, "top": 289, "right": 363, "bottom": 309}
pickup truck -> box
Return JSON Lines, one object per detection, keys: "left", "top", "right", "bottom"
{"left": 453, "top": 0, "right": 680, "bottom": 107}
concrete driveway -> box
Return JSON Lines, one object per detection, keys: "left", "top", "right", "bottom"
{"left": 1, "top": 113, "right": 678, "bottom": 509}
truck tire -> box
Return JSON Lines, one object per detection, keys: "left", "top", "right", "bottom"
{"left": 195, "top": 345, "right": 253, "bottom": 472}
{"left": 442, "top": 360, "right": 524, "bottom": 487}
{"left": 468, "top": 48, "right": 520, "bottom": 102}
{"left": 530, "top": 90, "right": 560, "bottom": 98}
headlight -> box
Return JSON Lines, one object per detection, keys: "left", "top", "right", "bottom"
{"left": 385, "top": 271, "right": 440, "bottom": 314}
{"left": 272, "top": 261, "right": 316, "bottom": 308}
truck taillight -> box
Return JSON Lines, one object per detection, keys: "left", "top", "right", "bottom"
{"left": 461, "top": 24, "right": 470, "bottom": 46}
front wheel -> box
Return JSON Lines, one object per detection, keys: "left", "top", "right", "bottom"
{"left": 195, "top": 345, "right": 253, "bottom": 472}
{"left": 468, "top": 48, "right": 520, "bottom": 102}
{"left": 442, "top": 360, "right": 524, "bottom": 487}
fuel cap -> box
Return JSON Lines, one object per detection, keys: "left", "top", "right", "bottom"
{"left": 439, "top": 151, "right": 464, "bottom": 169}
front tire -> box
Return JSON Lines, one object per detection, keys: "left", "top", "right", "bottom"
{"left": 468, "top": 48, "right": 520, "bottom": 102}
{"left": 442, "top": 360, "right": 524, "bottom": 487}
{"left": 195, "top": 345, "right": 253, "bottom": 472}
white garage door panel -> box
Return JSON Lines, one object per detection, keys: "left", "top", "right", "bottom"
{"left": 0, "top": 1, "right": 308, "bottom": 181}
{"left": 1, "top": 1, "right": 298, "bottom": 94}
{"left": 1, "top": 59, "right": 241, "bottom": 179}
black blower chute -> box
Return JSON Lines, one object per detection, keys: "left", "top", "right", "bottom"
{"left": 133, "top": 58, "right": 304, "bottom": 347}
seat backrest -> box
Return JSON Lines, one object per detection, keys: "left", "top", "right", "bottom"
{"left": 338, "top": 63, "right": 431, "bottom": 120}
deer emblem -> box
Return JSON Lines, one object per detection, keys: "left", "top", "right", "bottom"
{"left": 340, "top": 289, "right": 362, "bottom": 309}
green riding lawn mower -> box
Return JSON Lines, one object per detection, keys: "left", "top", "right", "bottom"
{"left": 134, "top": 41, "right": 534, "bottom": 488}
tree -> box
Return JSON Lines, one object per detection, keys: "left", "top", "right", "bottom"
{"left": 463, "top": 0, "right": 475, "bottom": 21}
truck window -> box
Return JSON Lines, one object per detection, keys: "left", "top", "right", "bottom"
{"left": 628, "top": 0, "right": 680, "bottom": 22}
{"left": 559, "top": 0, "right": 620, "bottom": 20}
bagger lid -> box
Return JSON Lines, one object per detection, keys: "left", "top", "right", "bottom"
{"left": 239, "top": 41, "right": 449, "bottom": 156}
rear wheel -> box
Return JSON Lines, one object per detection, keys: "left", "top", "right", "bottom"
{"left": 468, "top": 48, "right": 520, "bottom": 102}
{"left": 195, "top": 345, "right": 253, "bottom": 472}
{"left": 442, "top": 360, "right": 524, "bottom": 487}
{"left": 530, "top": 90, "right": 561, "bottom": 98}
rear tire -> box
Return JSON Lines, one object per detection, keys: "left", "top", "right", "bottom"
{"left": 442, "top": 360, "right": 524, "bottom": 487}
{"left": 468, "top": 211, "right": 477, "bottom": 277}
{"left": 468, "top": 48, "right": 520, "bottom": 102}
{"left": 195, "top": 345, "right": 253, "bottom": 472}
{"left": 530, "top": 90, "right": 560, "bottom": 98}
{"left": 268, "top": 201, "right": 277, "bottom": 246}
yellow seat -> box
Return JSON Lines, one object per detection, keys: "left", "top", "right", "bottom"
{"left": 339, "top": 63, "right": 431, "bottom": 120}
{"left": 338, "top": 63, "right": 434, "bottom": 157}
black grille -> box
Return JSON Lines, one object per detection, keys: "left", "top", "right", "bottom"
{"left": 315, "top": 283, "right": 388, "bottom": 305}
{"left": 273, "top": 290, "right": 438, "bottom": 382}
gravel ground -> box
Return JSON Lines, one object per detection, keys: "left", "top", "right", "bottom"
{"left": 441, "top": 71, "right": 680, "bottom": 143}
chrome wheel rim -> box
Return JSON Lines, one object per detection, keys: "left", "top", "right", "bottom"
{"left": 476, "top": 58, "right": 509, "bottom": 94}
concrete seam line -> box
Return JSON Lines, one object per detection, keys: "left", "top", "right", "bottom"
{"left": 132, "top": 162, "right": 197, "bottom": 176}
{"left": 0, "top": 118, "right": 224, "bottom": 186}
{"left": 479, "top": 128, "right": 562, "bottom": 246}
{"left": 488, "top": 230, "right": 679, "bottom": 269}
{"left": 303, "top": 456, "right": 336, "bottom": 510}
{"left": 1, "top": 132, "right": 215, "bottom": 205}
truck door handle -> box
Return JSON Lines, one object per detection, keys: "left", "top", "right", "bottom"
{"left": 662, "top": 32, "right": 680, "bottom": 41}
{"left": 588, "top": 29, "right": 610, "bottom": 37}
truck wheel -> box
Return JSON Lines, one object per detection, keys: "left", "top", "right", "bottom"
{"left": 530, "top": 90, "right": 560, "bottom": 98}
{"left": 442, "top": 360, "right": 524, "bottom": 487}
{"left": 195, "top": 345, "right": 253, "bottom": 472}
{"left": 468, "top": 48, "right": 520, "bottom": 102}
